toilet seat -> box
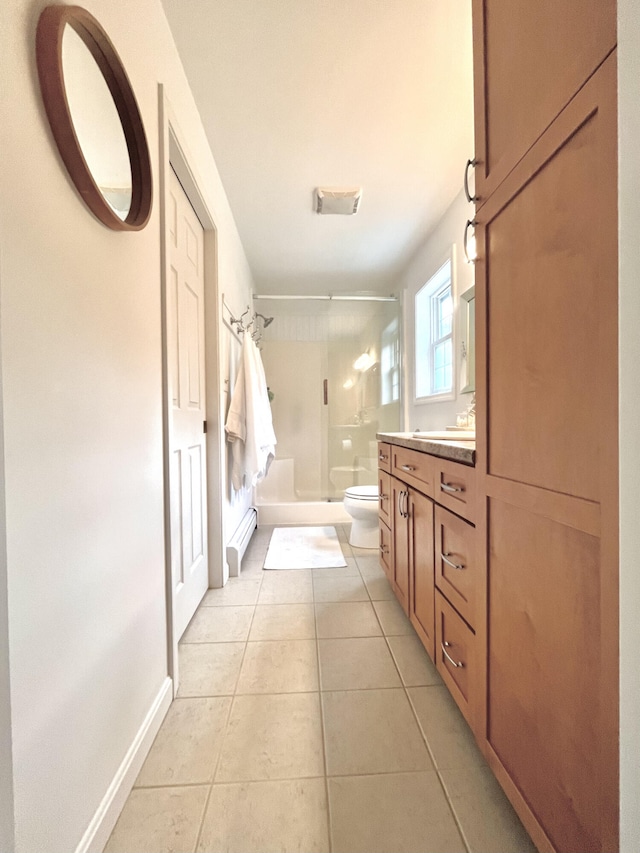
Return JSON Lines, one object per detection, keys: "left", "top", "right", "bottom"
{"left": 344, "top": 485, "right": 378, "bottom": 501}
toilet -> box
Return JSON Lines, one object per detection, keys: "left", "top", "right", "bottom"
{"left": 343, "top": 485, "right": 379, "bottom": 549}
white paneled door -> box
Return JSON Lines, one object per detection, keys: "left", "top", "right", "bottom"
{"left": 168, "top": 168, "right": 208, "bottom": 640}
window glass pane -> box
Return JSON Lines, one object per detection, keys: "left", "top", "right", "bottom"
{"left": 415, "top": 258, "right": 453, "bottom": 399}
{"left": 438, "top": 289, "right": 453, "bottom": 337}
{"left": 433, "top": 339, "right": 453, "bottom": 393}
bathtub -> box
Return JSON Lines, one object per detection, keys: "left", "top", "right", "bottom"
{"left": 255, "top": 458, "right": 350, "bottom": 525}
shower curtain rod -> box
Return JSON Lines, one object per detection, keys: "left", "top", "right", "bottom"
{"left": 252, "top": 294, "right": 398, "bottom": 302}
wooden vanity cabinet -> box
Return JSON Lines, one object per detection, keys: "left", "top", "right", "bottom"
{"left": 378, "top": 441, "right": 477, "bottom": 718}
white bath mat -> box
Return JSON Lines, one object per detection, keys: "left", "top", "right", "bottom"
{"left": 263, "top": 526, "right": 347, "bottom": 570}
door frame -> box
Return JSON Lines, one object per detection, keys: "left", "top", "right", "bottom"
{"left": 158, "top": 86, "right": 225, "bottom": 690}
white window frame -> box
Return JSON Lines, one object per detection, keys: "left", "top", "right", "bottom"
{"left": 414, "top": 252, "right": 456, "bottom": 403}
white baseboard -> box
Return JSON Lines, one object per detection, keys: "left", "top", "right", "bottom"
{"left": 75, "top": 677, "right": 173, "bottom": 853}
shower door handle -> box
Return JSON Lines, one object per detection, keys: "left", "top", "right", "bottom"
{"left": 323, "top": 379, "right": 328, "bottom": 405}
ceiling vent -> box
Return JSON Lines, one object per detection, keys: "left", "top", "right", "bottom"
{"left": 315, "top": 187, "right": 362, "bottom": 215}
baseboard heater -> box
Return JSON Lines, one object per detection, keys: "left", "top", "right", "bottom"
{"left": 226, "top": 506, "right": 258, "bottom": 577}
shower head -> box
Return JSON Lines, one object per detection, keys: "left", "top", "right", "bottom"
{"left": 255, "top": 312, "right": 274, "bottom": 327}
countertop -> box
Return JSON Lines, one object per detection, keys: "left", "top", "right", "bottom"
{"left": 376, "top": 432, "right": 476, "bottom": 466}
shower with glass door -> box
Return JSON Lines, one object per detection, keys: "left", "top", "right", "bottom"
{"left": 254, "top": 295, "right": 401, "bottom": 520}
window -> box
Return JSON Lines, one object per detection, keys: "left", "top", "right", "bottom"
{"left": 415, "top": 258, "right": 454, "bottom": 400}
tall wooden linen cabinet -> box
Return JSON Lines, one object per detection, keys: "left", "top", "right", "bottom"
{"left": 471, "top": 3, "right": 618, "bottom": 852}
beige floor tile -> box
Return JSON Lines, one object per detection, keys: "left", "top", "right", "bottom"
{"left": 322, "top": 688, "right": 432, "bottom": 776}
{"left": 408, "top": 686, "right": 484, "bottom": 769}
{"left": 387, "top": 634, "right": 443, "bottom": 687}
{"left": 216, "top": 692, "right": 324, "bottom": 782}
{"left": 201, "top": 578, "right": 262, "bottom": 607}
{"left": 238, "top": 559, "right": 265, "bottom": 578}
{"left": 335, "top": 524, "right": 350, "bottom": 542}
{"left": 244, "top": 539, "right": 269, "bottom": 562}
{"left": 177, "top": 642, "right": 245, "bottom": 697}
{"left": 181, "top": 606, "right": 254, "bottom": 643}
{"left": 135, "top": 697, "right": 231, "bottom": 786}
{"left": 362, "top": 574, "right": 396, "bottom": 601}
{"left": 313, "top": 575, "right": 369, "bottom": 603}
{"left": 249, "top": 603, "right": 316, "bottom": 640}
{"left": 318, "top": 637, "right": 402, "bottom": 690}
{"left": 315, "top": 602, "right": 382, "bottom": 638}
{"left": 355, "top": 555, "right": 386, "bottom": 578}
{"left": 440, "top": 762, "right": 537, "bottom": 853}
{"left": 258, "top": 570, "right": 314, "bottom": 603}
{"left": 312, "top": 559, "right": 360, "bottom": 579}
{"left": 104, "top": 785, "right": 208, "bottom": 853}
{"left": 350, "top": 544, "right": 379, "bottom": 558}
{"left": 236, "top": 639, "right": 319, "bottom": 693}
{"left": 198, "top": 778, "right": 330, "bottom": 853}
{"left": 329, "top": 772, "right": 466, "bottom": 853}
{"left": 372, "top": 598, "right": 414, "bottom": 636}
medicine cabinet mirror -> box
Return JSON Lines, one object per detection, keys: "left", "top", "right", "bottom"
{"left": 36, "top": 5, "right": 152, "bottom": 230}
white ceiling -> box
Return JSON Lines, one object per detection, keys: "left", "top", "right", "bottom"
{"left": 160, "top": 0, "right": 474, "bottom": 296}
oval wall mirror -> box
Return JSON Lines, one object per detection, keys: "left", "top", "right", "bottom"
{"left": 36, "top": 5, "right": 152, "bottom": 230}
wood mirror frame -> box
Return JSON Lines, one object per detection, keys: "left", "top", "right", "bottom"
{"left": 36, "top": 5, "right": 152, "bottom": 231}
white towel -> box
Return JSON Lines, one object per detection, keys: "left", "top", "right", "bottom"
{"left": 225, "top": 333, "right": 276, "bottom": 491}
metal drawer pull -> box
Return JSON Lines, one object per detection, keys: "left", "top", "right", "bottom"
{"left": 400, "top": 464, "right": 416, "bottom": 472}
{"left": 379, "top": 493, "right": 388, "bottom": 502}
{"left": 379, "top": 453, "right": 388, "bottom": 461}
{"left": 380, "top": 544, "right": 389, "bottom": 555}
{"left": 441, "top": 641, "right": 464, "bottom": 668}
{"left": 463, "top": 158, "right": 478, "bottom": 203}
{"left": 441, "top": 553, "right": 465, "bottom": 571}
{"left": 441, "top": 482, "right": 464, "bottom": 494}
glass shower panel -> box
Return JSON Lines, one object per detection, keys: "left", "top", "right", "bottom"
{"left": 256, "top": 297, "right": 400, "bottom": 504}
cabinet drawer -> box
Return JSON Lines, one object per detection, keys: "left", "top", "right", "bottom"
{"left": 391, "top": 446, "right": 434, "bottom": 497}
{"left": 377, "top": 442, "right": 391, "bottom": 473}
{"left": 434, "top": 458, "right": 476, "bottom": 523}
{"left": 435, "top": 592, "right": 476, "bottom": 727}
{"left": 435, "top": 506, "right": 477, "bottom": 629}
{"left": 378, "top": 519, "right": 393, "bottom": 582}
{"left": 378, "top": 470, "right": 391, "bottom": 525}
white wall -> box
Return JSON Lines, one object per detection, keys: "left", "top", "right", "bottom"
{"left": 0, "top": 289, "right": 15, "bottom": 853}
{"left": 401, "top": 190, "right": 475, "bottom": 431}
{"left": 0, "top": 1, "right": 253, "bottom": 850}
{"left": 618, "top": 4, "right": 640, "bottom": 850}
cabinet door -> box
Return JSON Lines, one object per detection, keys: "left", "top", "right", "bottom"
{"left": 475, "top": 55, "right": 618, "bottom": 853}
{"left": 472, "top": 0, "right": 616, "bottom": 202}
{"left": 408, "top": 489, "right": 435, "bottom": 660}
{"left": 390, "top": 475, "right": 409, "bottom": 614}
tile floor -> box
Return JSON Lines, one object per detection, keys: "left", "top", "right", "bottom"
{"left": 105, "top": 524, "right": 537, "bottom": 853}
